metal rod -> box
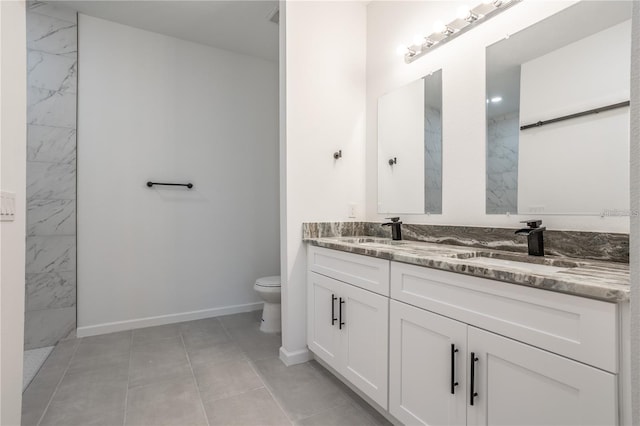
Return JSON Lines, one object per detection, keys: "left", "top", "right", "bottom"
{"left": 450, "top": 344, "right": 459, "bottom": 395}
{"left": 520, "top": 101, "right": 630, "bottom": 131}
{"left": 470, "top": 352, "right": 478, "bottom": 406}
{"left": 331, "top": 294, "right": 337, "bottom": 326}
{"left": 146, "top": 181, "right": 193, "bottom": 189}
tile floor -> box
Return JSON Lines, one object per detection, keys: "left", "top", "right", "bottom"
{"left": 23, "top": 346, "right": 55, "bottom": 391}
{"left": 22, "top": 311, "right": 391, "bottom": 426}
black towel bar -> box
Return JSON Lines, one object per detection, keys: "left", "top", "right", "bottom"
{"left": 146, "top": 181, "right": 193, "bottom": 189}
{"left": 520, "top": 101, "right": 630, "bottom": 131}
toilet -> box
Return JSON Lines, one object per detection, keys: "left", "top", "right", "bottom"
{"left": 254, "top": 275, "right": 281, "bottom": 333}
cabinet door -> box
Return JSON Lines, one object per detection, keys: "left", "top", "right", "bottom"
{"left": 307, "top": 272, "right": 341, "bottom": 369}
{"left": 467, "top": 327, "right": 617, "bottom": 426}
{"left": 341, "top": 283, "right": 389, "bottom": 409}
{"left": 389, "top": 300, "right": 467, "bottom": 426}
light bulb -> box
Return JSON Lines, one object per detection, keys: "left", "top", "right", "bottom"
{"left": 396, "top": 44, "right": 408, "bottom": 56}
{"left": 457, "top": 6, "right": 471, "bottom": 20}
{"left": 413, "top": 34, "right": 426, "bottom": 46}
{"left": 432, "top": 21, "right": 446, "bottom": 34}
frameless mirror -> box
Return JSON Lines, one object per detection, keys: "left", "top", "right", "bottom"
{"left": 378, "top": 70, "right": 443, "bottom": 214}
{"left": 486, "top": 1, "right": 631, "bottom": 215}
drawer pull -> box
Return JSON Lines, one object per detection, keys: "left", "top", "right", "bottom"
{"left": 470, "top": 352, "right": 479, "bottom": 406}
{"left": 339, "top": 297, "right": 345, "bottom": 329}
{"left": 331, "top": 294, "right": 337, "bottom": 326}
{"left": 451, "top": 344, "right": 459, "bottom": 394}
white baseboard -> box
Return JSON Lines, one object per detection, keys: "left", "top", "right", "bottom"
{"left": 76, "top": 302, "right": 264, "bottom": 338}
{"left": 279, "top": 346, "right": 311, "bottom": 366}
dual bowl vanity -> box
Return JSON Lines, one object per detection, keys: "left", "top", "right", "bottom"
{"left": 304, "top": 235, "right": 629, "bottom": 425}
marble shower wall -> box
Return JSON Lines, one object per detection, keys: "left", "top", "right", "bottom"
{"left": 25, "top": 2, "right": 77, "bottom": 349}
{"left": 486, "top": 112, "right": 519, "bottom": 214}
{"left": 425, "top": 106, "right": 442, "bottom": 214}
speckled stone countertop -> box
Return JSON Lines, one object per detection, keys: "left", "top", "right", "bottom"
{"left": 305, "top": 237, "right": 630, "bottom": 303}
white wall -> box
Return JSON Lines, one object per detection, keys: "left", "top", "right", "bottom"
{"left": 0, "top": 1, "right": 27, "bottom": 423}
{"left": 629, "top": 2, "right": 639, "bottom": 424}
{"left": 366, "top": 0, "right": 629, "bottom": 232}
{"left": 77, "top": 15, "right": 279, "bottom": 335}
{"left": 280, "top": 1, "right": 367, "bottom": 364}
{"left": 518, "top": 21, "right": 630, "bottom": 215}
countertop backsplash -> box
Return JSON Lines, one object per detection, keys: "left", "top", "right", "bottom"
{"left": 303, "top": 222, "right": 629, "bottom": 264}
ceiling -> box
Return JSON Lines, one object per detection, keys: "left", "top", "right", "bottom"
{"left": 52, "top": 0, "right": 279, "bottom": 62}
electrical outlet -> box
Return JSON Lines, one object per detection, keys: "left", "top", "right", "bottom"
{"left": 348, "top": 203, "right": 357, "bottom": 218}
{"left": 529, "top": 205, "right": 545, "bottom": 214}
{"left": 1, "top": 191, "right": 16, "bottom": 222}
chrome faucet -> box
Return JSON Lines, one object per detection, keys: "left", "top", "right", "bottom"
{"left": 382, "top": 217, "right": 403, "bottom": 241}
{"left": 515, "top": 219, "right": 546, "bottom": 256}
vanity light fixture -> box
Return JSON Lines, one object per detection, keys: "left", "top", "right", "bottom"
{"left": 399, "top": 0, "right": 520, "bottom": 64}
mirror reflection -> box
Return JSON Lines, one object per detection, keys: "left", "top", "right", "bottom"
{"left": 486, "top": 1, "right": 631, "bottom": 215}
{"left": 378, "top": 70, "right": 443, "bottom": 214}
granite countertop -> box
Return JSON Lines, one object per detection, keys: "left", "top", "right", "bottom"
{"left": 305, "top": 237, "right": 630, "bottom": 303}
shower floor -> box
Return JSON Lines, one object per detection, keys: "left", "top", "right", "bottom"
{"left": 23, "top": 346, "right": 54, "bottom": 391}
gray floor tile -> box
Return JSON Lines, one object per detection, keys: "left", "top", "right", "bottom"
{"left": 181, "top": 319, "right": 231, "bottom": 350}
{"left": 218, "top": 310, "right": 262, "bottom": 330}
{"left": 41, "top": 372, "right": 127, "bottom": 426}
{"left": 51, "top": 367, "right": 129, "bottom": 406}
{"left": 308, "top": 361, "right": 392, "bottom": 426}
{"left": 203, "top": 388, "right": 291, "bottom": 426}
{"left": 186, "top": 339, "right": 246, "bottom": 366}
{"left": 73, "top": 331, "right": 131, "bottom": 361}
{"left": 129, "top": 340, "right": 192, "bottom": 389}
{"left": 22, "top": 370, "right": 63, "bottom": 426}
{"left": 125, "top": 378, "right": 207, "bottom": 426}
{"left": 132, "top": 323, "right": 181, "bottom": 344}
{"left": 254, "top": 358, "right": 350, "bottom": 421}
{"left": 232, "top": 328, "right": 282, "bottom": 361}
{"left": 295, "top": 401, "right": 385, "bottom": 426}
{"left": 40, "top": 339, "right": 78, "bottom": 370}
{"left": 194, "top": 358, "right": 264, "bottom": 401}
{"left": 40, "top": 400, "right": 126, "bottom": 426}
{"left": 27, "top": 314, "right": 387, "bottom": 426}
{"left": 66, "top": 352, "right": 130, "bottom": 376}
{"left": 131, "top": 334, "right": 185, "bottom": 354}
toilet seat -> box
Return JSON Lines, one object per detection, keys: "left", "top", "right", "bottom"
{"left": 255, "top": 276, "right": 281, "bottom": 288}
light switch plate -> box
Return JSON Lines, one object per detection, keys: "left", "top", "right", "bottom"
{"left": 1, "top": 191, "right": 16, "bottom": 222}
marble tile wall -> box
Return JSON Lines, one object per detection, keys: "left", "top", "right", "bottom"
{"left": 425, "top": 106, "right": 442, "bottom": 214}
{"left": 24, "top": 2, "right": 77, "bottom": 350}
{"left": 487, "top": 112, "right": 519, "bottom": 214}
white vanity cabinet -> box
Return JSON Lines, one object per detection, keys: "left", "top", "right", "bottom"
{"left": 307, "top": 247, "right": 389, "bottom": 408}
{"left": 389, "top": 300, "right": 467, "bottom": 426}
{"left": 390, "top": 262, "right": 619, "bottom": 426}
{"left": 306, "top": 245, "right": 624, "bottom": 425}
{"left": 389, "top": 300, "right": 617, "bottom": 426}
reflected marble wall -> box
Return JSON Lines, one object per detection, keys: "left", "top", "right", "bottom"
{"left": 487, "top": 112, "right": 519, "bottom": 214}
{"left": 425, "top": 106, "right": 442, "bottom": 213}
{"left": 25, "top": 2, "right": 77, "bottom": 349}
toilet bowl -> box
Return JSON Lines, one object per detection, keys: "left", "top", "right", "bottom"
{"left": 254, "top": 275, "right": 281, "bottom": 333}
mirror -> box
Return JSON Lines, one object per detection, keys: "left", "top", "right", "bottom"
{"left": 378, "top": 70, "right": 443, "bottom": 214}
{"left": 486, "top": 1, "right": 631, "bottom": 215}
